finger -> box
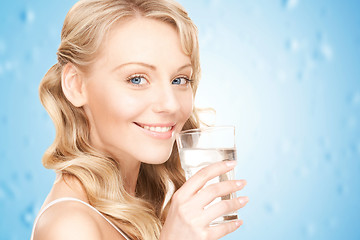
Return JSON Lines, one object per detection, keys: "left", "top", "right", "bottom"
{"left": 201, "top": 196, "right": 249, "bottom": 226}
{"left": 191, "top": 180, "right": 247, "bottom": 208}
{"left": 207, "top": 219, "right": 243, "bottom": 240}
{"left": 176, "top": 161, "right": 237, "bottom": 200}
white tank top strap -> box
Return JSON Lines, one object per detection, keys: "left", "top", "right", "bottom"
{"left": 30, "top": 197, "right": 130, "bottom": 240}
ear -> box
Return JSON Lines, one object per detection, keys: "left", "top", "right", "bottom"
{"left": 61, "top": 63, "right": 87, "bottom": 107}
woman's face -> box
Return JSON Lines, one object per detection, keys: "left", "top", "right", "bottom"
{"left": 82, "top": 18, "right": 193, "bottom": 167}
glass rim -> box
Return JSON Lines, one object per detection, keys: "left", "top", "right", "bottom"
{"left": 177, "top": 125, "right": 235, "bottom": 136}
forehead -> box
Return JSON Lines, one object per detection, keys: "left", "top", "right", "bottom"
{"left": 95, "top": 17, "right": 191, "bottom": 68}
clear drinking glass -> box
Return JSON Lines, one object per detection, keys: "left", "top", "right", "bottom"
{"left": 176, "top": 126, "right": 238, "bottom": 225}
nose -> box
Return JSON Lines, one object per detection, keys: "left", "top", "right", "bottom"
{"left": 152, "top": 84, "right": 181, "bottom": 114}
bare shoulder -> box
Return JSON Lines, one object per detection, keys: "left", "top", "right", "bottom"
{"left": 33, "top": 200, "right": 103, "bottom": 240}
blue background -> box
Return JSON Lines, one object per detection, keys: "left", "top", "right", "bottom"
{"left": 0, "top": 0, "right": 359, "bottom": 239}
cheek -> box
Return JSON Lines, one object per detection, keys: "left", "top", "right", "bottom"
{"left": 86, "top": 84, "right": 145, "bottom": 127}
{"left": 180, "top": 90, "right": 194, "bottom": 121}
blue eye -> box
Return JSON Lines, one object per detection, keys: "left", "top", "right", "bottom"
{"left": 128, "top": 76, "right": 147, "bottom": 85}
{"left": 172, "top": 77, "right": 191, "bottom": 85}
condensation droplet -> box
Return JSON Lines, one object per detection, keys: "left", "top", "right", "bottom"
{"left": 282, "top": 0, "right": 299, "bottom": 10}
{"left": 20, "top": 9, "right": 35, "bottom": 24}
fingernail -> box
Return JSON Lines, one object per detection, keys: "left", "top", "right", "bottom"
{"left": 235, "top": 220, "right": 243, "bottom": 227}
{"left": 236, "top": 181, "right": 243, "bottom": 187}
{"left": 239, "top": 197, "right": 249, "bottom": 205}
{"left": 225, "top": 161, "right": 237, "bottom": 167}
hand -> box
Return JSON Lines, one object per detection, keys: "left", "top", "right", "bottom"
{"left": 160, "top": 161, "right": 248, "bottom": 240}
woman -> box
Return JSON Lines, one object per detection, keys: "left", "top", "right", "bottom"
{"left": 31, "top": 0, "right": 248, "bottom": 239}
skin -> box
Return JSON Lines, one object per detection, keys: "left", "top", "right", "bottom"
{"left": 75, "top": 17, "right": 194, "bottom": 193}
{"left": 34, "top": 17, "right": 248, "bottom": 240}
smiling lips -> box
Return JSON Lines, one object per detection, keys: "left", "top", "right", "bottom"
{"left": 135, "top": 122, "right": 175, "bottom": 139}
{"left": 143, "top": 125, "right": 172, "bottom": 132}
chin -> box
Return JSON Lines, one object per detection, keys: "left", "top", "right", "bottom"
{"left": 139, "top": 148, "right": 174, "bottom": 165}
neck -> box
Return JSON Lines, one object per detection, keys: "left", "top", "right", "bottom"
{"left": 121, "top": 160, "right": 141, "bottom": 196}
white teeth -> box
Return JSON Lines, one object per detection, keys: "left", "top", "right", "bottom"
{"left": 141, "top": 125, "right": 172, "bottom": 133}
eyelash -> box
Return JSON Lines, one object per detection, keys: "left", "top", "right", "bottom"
{"left": 126, "top": 74, "right": 193, "bottom": 87}
{"left": 172, "top": 76, "right": 193, "bottom": 86}
{"left": 126, "top": 74, "right": 148, "bottom": 87}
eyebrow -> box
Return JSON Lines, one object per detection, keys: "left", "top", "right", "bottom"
{"left": 113, "top": 62, "right": 192, "bottom": 72}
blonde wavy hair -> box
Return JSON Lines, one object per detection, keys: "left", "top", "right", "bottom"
{"left": 39, "top": 0, "right": 200, "bottom": 239}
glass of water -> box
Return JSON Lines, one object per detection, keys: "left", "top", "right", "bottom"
{"left": 176, "top": 126, "right": 238, "bottom": 225}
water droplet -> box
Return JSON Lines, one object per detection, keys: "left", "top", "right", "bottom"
{"left": 11, "top": 172, "right": 20, "bottom": 183}
{"left": 314, "top": 42, "right": 333, "bottom": 61}
{"left": 352, "top": 92, "right": 360, "bottom": 106}
{"left": 0, "top": 115, "right": 7, "bottom": 125}
{"left": 318, "top": 137, "right": 329, "bottom": 148}
{"left": 324, "top": 152, "right": 332, "bottom": 162}
{"left": 285, "top": 39, "right": 300, "bottom": 52}
{"left": 264, "top": 202, "right": 279, "bottom": 214}
{"left": 0, "top": 39, "right": 5, "bottom": 55}
{"left": 336, "top": 183, "right": 348, "bottom": 195}
{"left": 21, "top": 203, "right": 39, "bottom": 227}
{"left": 306, "top": 223, "right": 317, "bottom": 237}
{"left": 328, "top": 217, "right": 338, "bottom": 228}
{"left": 23, "top": 136, "right": 30, "bottom": 147}
{"left": 25, "top": 172, "right": 33, "bottom": 181}
{"left": 209, "top": 0, "right": 221, "bottom": 8}
{"left": 19, "top": 9, "right": 35, "bottom": 24}
{"left": 296, "top": 70, "right": 304, "bottom": 81}
{"left": 264, "top": 203, "right": 273, "bottom": 213}
{"left": 0, "top": 185, "right": 4, "bottom": 199}
{"left": 4, "top": 60, "right": 15, "bottom": 71}
{"left": 0, "top": 182, "right": 15, "bottom": 199}
{"left": 277, "top": 70, "right": 287, "bottom": 83}
{"left": 280, "top": 139, "right": 292, "bottom": 154}
{"left": 295, "top": 166, "right": 310, "bottom": 178}
{"left": 347, "top": 116, "right": 357, "bottom": 129}
{"left": 320, "top": 43, "right": 333, "bottom": 61}
{"left": 282, "top": 0, "right": 299, "bottom": 10}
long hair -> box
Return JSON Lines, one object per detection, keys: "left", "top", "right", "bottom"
{"left": 39, "top": 0, "right": 200, "bottom": 239}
